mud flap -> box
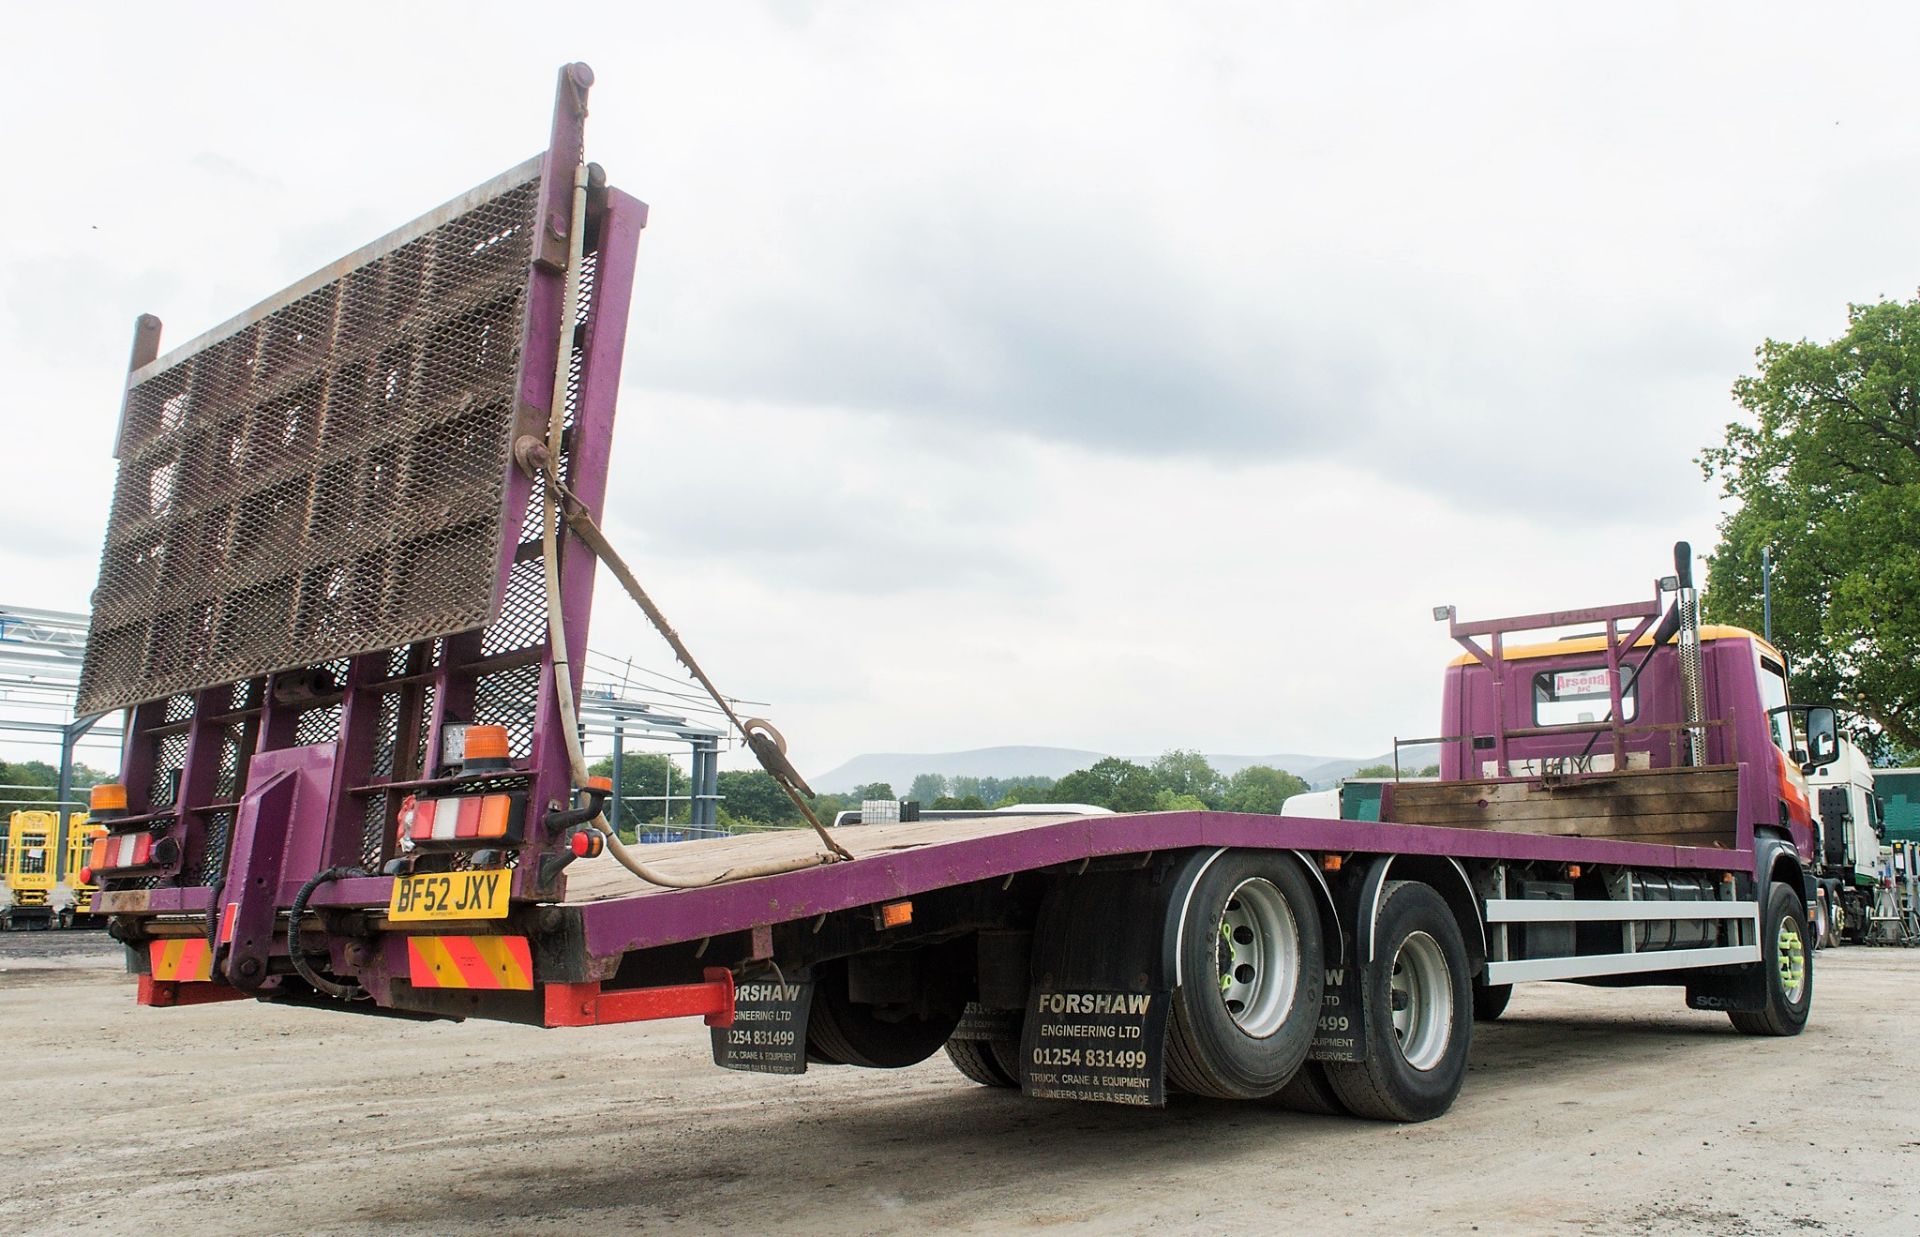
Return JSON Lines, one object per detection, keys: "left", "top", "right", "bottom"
{"left": 710, "top": 975, "right": 813, "bottom": 1074}
{"left": 1685, "top": 970, "right": 1768, "bottom": 1014}
{"left": 1307, "top": 856, "right": 1385, "bottom": 1064}
{"left": 1017, "top": 856, "right": 1202, "bottom": 1107}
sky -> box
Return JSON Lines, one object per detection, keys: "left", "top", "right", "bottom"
{"left": 4, "top": 3, "right": 1919, "bottom": 779}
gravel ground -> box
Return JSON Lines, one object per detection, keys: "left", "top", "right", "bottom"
{"left": 1, "top": 931, "right": 1916, "bottom": 1235}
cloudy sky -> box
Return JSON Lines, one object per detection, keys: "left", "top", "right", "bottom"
{"left": 5, "top": 3, "right": 1918, "bottom": 777}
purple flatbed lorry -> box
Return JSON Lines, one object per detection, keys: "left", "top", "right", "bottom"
{"left": 76, "top": 66, "right": 1840, "bottom": 1122}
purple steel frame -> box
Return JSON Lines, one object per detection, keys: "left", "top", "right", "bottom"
{"left": 1444, "top": 582, "right": 1666, "bottom": 778}
{"left": 94, "top": 67, "right": 646, "bottom": 942}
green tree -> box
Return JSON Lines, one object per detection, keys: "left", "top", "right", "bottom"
{"left": 1152, "top": 789, "right": 1210, "bottom": 812}
{"left": 993, "top": 782, "right": 1056, "bottom": 806}
{"left": 1053, "top": 758, "right": 1159, "bottom": 812}
{"left": 1701, "top": 297, "right": 1920, "bottom": 757}
{"left": 808, "top": 792, "right": 851, "bottom": 827}
{"left": 1222, "top": 765, "right": 1309, "bottom": 814}
{"left": 907, "top": 773, "right": 948, "bottom": 805}
{"left": 1350, "top": 764, "right": 1399, "bottom": 779}
{"left": 854, "top": 782, "right": 896, "bottom": 802}
{"left": 587, "top": 752, "right": 686, "bottom": 826}
{"left": 715, "top": 769, "right": 793, "bottom": 824}
{"left": 1, "top": 760, "right": 114, "bottom": 808}
{"left": 1149, "top": 749, "right": 1225, "bottom": 807}
{"left": 931, "top": 794, "right": 988, "bottom": 810}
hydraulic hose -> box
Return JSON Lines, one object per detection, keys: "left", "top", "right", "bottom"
{"left": 287, "top": 866, "right": 369, "bottom": 1000}
{"left": 536, "top": 156, "right": 848, "bottom": 889}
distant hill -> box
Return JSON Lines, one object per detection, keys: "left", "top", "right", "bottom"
{"left": 812, "top": 746, "right": 1111, "bottom": 794}
{"left": 811, "top": 744, "right": 1442, "bottom": 794}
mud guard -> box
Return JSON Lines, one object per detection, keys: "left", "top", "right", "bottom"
{"left": 1688, "top": 837, "right": 1795, "bottom": 1015}
{"left": 1307, "top": 855, "right": 1387, "bottom": 1063}
{"left": 1017, "top": 853, "right": 1210, "bottom": 1107}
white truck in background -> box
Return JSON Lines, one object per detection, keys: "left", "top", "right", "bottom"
{"left": 1808, "top": 741, "right": 1886, "bottom": 946}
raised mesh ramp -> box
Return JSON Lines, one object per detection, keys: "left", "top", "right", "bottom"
{"left": 78, "top": 160, "right": 544, "bottom": 715}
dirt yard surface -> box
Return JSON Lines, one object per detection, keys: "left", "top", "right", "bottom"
{"left": 2, "top": 933, "right": 1915, "bottom": 1235}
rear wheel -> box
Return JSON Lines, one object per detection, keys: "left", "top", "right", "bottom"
{"left": 1325, "top": 881, "right": 1473, "bottom": 1122}
{"left": 1729, "top": 882, "right": 1812, "bottom": 1036}
{"left": 943, "top": 1036, "right": 1022, "bottom": 1087}
{"left": 1270, "top": 1059, "right": 1347, "bottom": 1115}
{"left": 1841, "top": 890, "right": 1870, "bottom": 945}
{"left": 806, "top": 956, "right": 966, "bottom": 1068}
{"left": 1165, "top": 852, "right": 1325, "bottom": 1099}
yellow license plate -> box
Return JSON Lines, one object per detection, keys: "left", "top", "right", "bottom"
{"left": 387, "top": 870, "right": 511, "bottom": 922}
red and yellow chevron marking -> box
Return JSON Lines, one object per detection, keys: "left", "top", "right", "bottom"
{"left": 149, "top": 938, "right": 213, "bottom": 983}
{"left": 406, "top": 935, "right": 533, "bottom": 991}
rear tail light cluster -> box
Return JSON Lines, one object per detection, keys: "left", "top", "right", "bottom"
{"left": 398, "top": 792, "right": 526, "bottom": 848}
{"left": 77, "top": 783, "right": 176, "bottom": 884}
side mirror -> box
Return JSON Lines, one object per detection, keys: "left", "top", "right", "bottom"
{"left": 1802, "top": 706, "right": 1839, "bottom": 773}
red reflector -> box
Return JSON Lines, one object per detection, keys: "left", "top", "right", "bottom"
{"left": 569, "top": 830, "right": 601, "bottom": 858}
{"left": 132, "top": 833, "right": 153, "bottom": 866}
{"left": 477, "top": 794, "right": 510, "bottom": 839}
{"left": 455, "top": 797, "right": 483, "bottom": 839}
{"left": 78, "top": 867, "right": 94, "bottom": 885}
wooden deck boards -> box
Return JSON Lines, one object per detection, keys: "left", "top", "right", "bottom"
{"left": 560, "top": 815, "right": 1084, "bottom": 904}
{"left": 1385, "top": 766, "right": 1740, "bottom": 846}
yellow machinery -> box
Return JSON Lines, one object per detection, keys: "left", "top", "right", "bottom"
{"left": 64, "top": 812, "right": 101, "bottom": 925}
{"left": 1, "top": 810, "right": 59, "bottom": 930}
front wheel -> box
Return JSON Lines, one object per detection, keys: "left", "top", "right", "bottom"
{"left": 1324, "top": 881, "right": 1473, "bottom": 1122}
{"left": 1729, "top": 881, "right": 1812, "bottom": 1036}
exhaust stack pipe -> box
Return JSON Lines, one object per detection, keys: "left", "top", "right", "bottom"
{"left": 1674, "top": 542, "right": 1705, "bottom": 766}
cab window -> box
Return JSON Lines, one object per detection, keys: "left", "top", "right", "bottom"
{"left": 1757, "top": 655, "right": 1794, "bottom": 754}
{"left": 1533, "top": 666, "right": 1636, "bottom": 726}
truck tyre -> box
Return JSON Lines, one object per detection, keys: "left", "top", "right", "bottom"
{"left": 1728, "top": 882, "right": 1812, "bottom": 1037}
{"left": 944, "top": 1037, "right": 1021, "bottom": 1087}
{"left": 1471, "top": 979, "right": 1511, "bottom": 1021}
{"left": 1841, "top": 892, "right": 1869, "bottom": 946}
{"left": 805, "top": 957, "right": 966, "bottom": 1069}
{"left": 1324, "top": 881, "right": 1473, "bottom": 1122}
{"left": 1270, "top": 1060, "right": 1348, "bottom": 1116}
{"left": 1165, "top": 852, "right": 1324, "bottom": 1100}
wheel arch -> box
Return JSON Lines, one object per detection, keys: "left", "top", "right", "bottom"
{"left": 1756, "top": 829, "right": 1811, "bottom": 908}
{"left": 1170, "top": 848, "right": 1344, "bottom": 988}
{"left": 1368, "top": 855, "right": 1487, "bottom": 976}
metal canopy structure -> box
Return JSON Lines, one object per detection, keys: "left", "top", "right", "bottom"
{"left": 0, "top": 604, "right": 123, "bottom": 875}
{"left": 578, "top": 685, "right": 725, "bottom": 831}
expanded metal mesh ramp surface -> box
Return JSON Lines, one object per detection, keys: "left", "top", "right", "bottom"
{"left": 79, "top": 160, "right": 545, "bottom": 715}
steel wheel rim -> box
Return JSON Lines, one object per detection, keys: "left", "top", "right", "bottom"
{"left": 1391, "top": 931, "right": 1453, "bottom": 1071}
{"left": 1214, "top": 877, "right": 1300, "bottom": 1038}
{"left": 1777, "top": 917, "right": 1807, "bottom": 1002}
